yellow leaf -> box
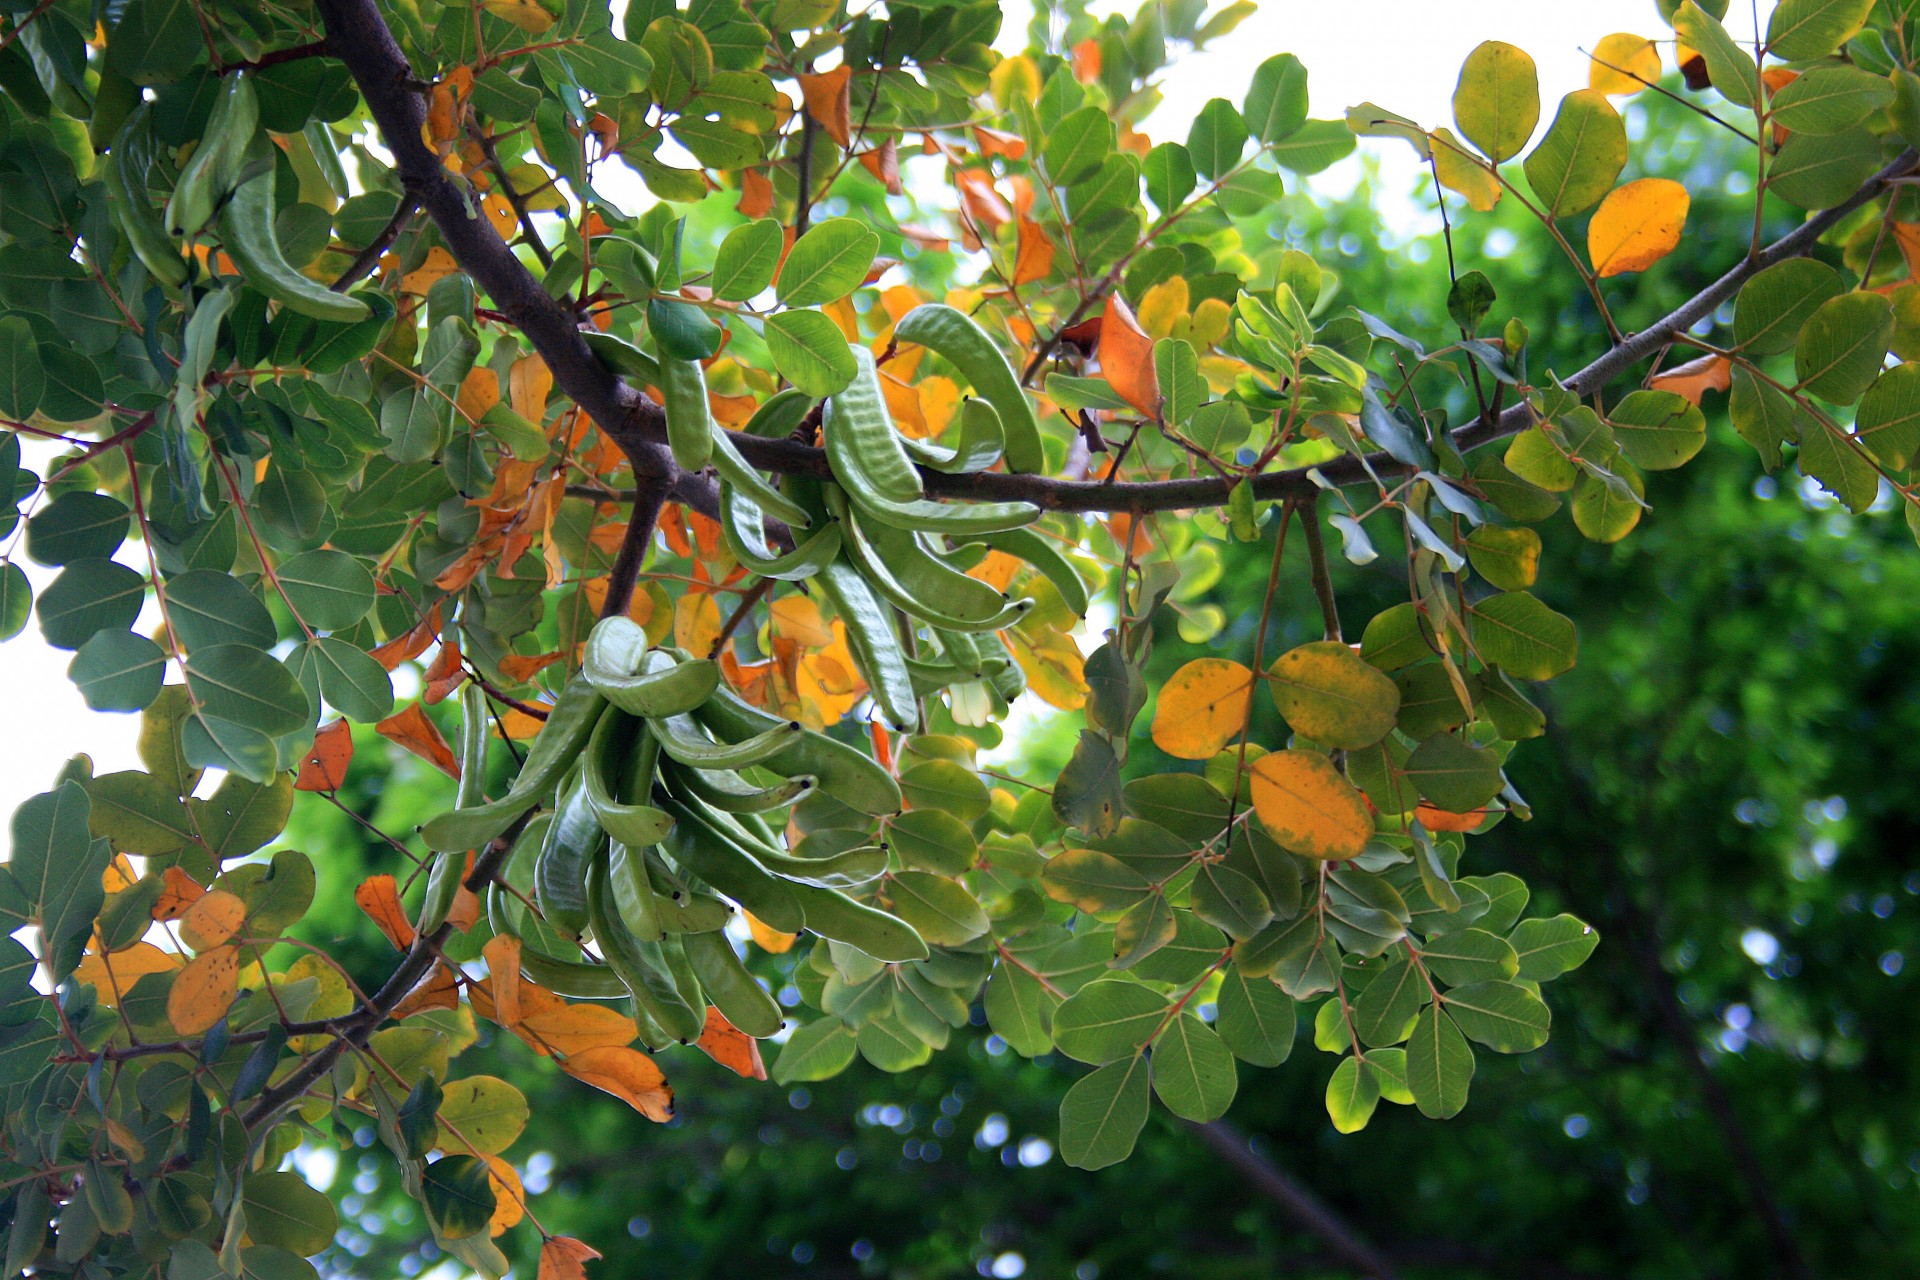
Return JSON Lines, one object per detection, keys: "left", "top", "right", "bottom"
{"left": 1006, "top": 624, "right": 1086, "bottom": 711}
{"left": 510, "top": 354, "right": 553, "bottom": 424}
{"left": 919, "top": 375, "right": 961, "bottom": 438}
{"left": 1136, "top": 276, "right": 1190, "bottom": 342}
{"left": 1188, "top": 298, "right": 1233, "bottom": 349}
{"left": 471, "top": 980, "right": 639, "bottom": 1056}
{"left": 1431, "top": 128, "right": 1501, "bottom": 213}
{"left": 167, "top": 945, "right": 240, "bottom": 1035}
{"left": 481, "top": 0, "right": 555, "bottom": 34}
{"left": 177, "top": 889, "right": 246, "bottom": 952}
{"left": 990, "top": 54, "right": 1040, "bottom": 108}
{"left": 770, "top": 595, "right": 834, "bottom": 647}
{"left": 458, "top": 367, "right": 501, "bottom": 423}
{"left": 74, "top": 942, "right": 179, "bottom": 1007}
{"left": 1589, "top": 33, "right": 1661, "bottom": 97}
{"left": 696, "top": 1006, "right": 768, "bottom": 1079}
{"left": 1266, "top": 641, "right": 1401, "bottom": 749}
{"left": 1588, "top": 178, "right": 1689, "bottom": 278}
{"left": 1150, "top": 659, "right": 1254, "bottom": 760}
{"left": 540, "top": 1236, "right": 603, "bottom": 1280}
{"left": 674, "top": 592, "right": 723, "bottom": 658}
{"left": 485, "top": 1155, "right": 525, "bottom": 1236}
{"left": 482, "top": 934, "right": 523, "bottom": 1030}
{"left": 559, "top": 1046, "right": 675, "bottom": 1122}
{"left": 1249, "top": 750, "right": 1373, "bottom": 861}
{"left": 400, "top": 246, "right": 460, "bottom": 294}
{"left": 747, "top": 912, "right": 798, "bottom": 953}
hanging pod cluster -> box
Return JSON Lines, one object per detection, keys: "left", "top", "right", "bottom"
{"left": 419, "top": 616, "right": 930, "bottom": 1049}
{"left": 679, "top": 301, "right": 1089, "bottom": 732}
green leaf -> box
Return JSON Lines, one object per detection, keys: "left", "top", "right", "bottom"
{"left": 1353, "top": 958, "right": 1427, "bottom": 1047}
{"left": 1734, "top": 258, "right": 1845, "bottom": 357}
{"left": 422, "top": 1155, "right": 495, "bottom": 1240}
{"left": 1215, "top": 966, "right": 1295, "bottom": 1066}
{"left": 1190, "top": 861, "right": 1273, "bottom": 939}
{"left": 885, "top": 809, "right": 977, "bottom": 876}
{"left": 379, "top": 388, "right": 442, "bottom": 464}
{"left": 763, "top": 308, "right": 857, "bottom": 397}
{"left": 11, "top": 782, "right": 109, "bottom": 982}
{"left": 1796, "top": 291, "right": 1893, "bottom": 405}
{"left": 1768, "top": 65, "right": 1893, "bottom": 136}
{"left": 1041, "top": 847, "right": 1149, "bottom": 913}
{"left": 1045, "top": 373, "right": 1132, "bottom": 413}
{"left": 1521, "top": 89, "right": 1625, "bottom": 218}
{"left": 190, "top": 771, "right": 294, "bottom": 863}
{"left": 1469, "top": 591, "right": 1577, "bottom": 680}
{"left": 295, "top": 637, "right": 394, "bottom": 722}
{"left": 1044, "top": 105, "right": 1112, "bottom": 186}
{"left": 165, "top": 570, "right": 277, "bottom": 651}
{"left": 1673, "top": 1, "right": 1758, "bottom": 108}
{"left": 435, "top": 1075, "right": 530, "bottom": 1156}
{"left": 858, "top": 1013, "right": 934, "bottom": 1072}
{"left": 1419, "top": 928, "right": 1519, "bottom": 985}
{"left": 276, "top": 550, "right": 375, "bottom": 631}
{"left": 984, "top": 961, "right": 1055, "bottom": 1057}
{"left": 1571, "top": 463, "right": 1646, "bottom": 544}
{"left": 1766, "top": 0, "right": 1874, "bottom": 60}
{"left": 1464, "top": 524, "right": 1540, "bottom": 591}
{"left": 84, "top": 770, "right": 194, "bottom": 855}
{"left": 648, "top": 298, "right": 723, "bottom": 361}
{"left": 1405, "top": 1005, "right": 1474, "bottom": 1118}
{"left": 1053, "top": 730, "right": 1123, "bottom": 838}
{"left": 1150, "top": 1013, "right": 1237, "bottom": 1121}
{"left": 38, "top": 558, "right": 146, "bottom": 650}
{"left": 1856, "top": 364, "right": 1920, "bottom": 469}
{"left": 885, "top": 871, "right": 989, "bottom": 946}
{"left": 712, "top": 218, "right": 783, "bottom": 301}
{"left": 69, "top": 630, "right": 165, "bottom": 713}
{"left": 1509, "top": 914, "right": 1601, "bottom": 982}
{"left": 777, "top": 217, "right": 880, "bottom": 306}
{"left": 1143, "top": 142, "right": 1197, "bottom": 211}
{"left": 1154, "top": 339, "right": 1203, "bottom": 427}
{"left": 184, "top": 644, "right": 311, "bottom": 736}
{"left": 0, "top": 563, "right": 28, "bottom": 641}
{"left": 1269, "top": 118, "right": 1354, "bottom": 174}
{"left": 106, "top": 0, "right": 203, "bottom": 84}
{"left": 25, "top": 491, "right": 126, "bottom": 566}
{"left": 0, "top": 314, "right": 42, "bottom": 417}
{"left": 1795, "top": 419, "right": 1882, "bottom": 512}
{"left": 1059, "top": 1054, "right": 1150, "bottom": 1169}
{"left": 1187, "top": 98, "right": 1248, "bottom": 179}
{"left": 1244, "top": 53, "right": 1309, "bottom": 144}
{"left": 1324, "top": 1054, "right": 1380, "bottom": 1132}
{"left": 1728, "top": 365, "right": 1803, "bottom": 471}
{"left": 1767, "top": 127, "right": 1880, "bottom": 210}
{"left": 1452, "top": 40, "right": 1540, "bottom": 162}
{"left": 1443, "top": 980, "right": 1551, "bottom": 1052}
{"left": 242, "top": 1172, "right": 337, "bottom": 1257}
{"left": 1609, "top": 389, "right": 1706, "bottom": 471}
{"left": 1052, "top": 978, "right": 1169, "bottom": 1064}
{"left": 772, "top": 1018, "right": 858, "bottom": 1083}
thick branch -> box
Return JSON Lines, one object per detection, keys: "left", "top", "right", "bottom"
{"left": 1189, "top": 1120, "right": 1402, "bottom": 1280}
{"left": 313, "top": 0, "right": 676, "bottom": 485}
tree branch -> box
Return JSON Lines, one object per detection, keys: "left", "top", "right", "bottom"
{"left": 600, "top": 475, "right": 669, "bottom": 620}
{"left": 1188, "top": 1119, "right": 1403, "bottom": 1280}
{"left": 331, "top": 194, "right": 418, "bottom": 292}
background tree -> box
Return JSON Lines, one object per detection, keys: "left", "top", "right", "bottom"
{"left": 0, "top": 0, "right": 1914, "bottom": 1276}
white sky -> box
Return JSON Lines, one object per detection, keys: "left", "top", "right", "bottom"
{"left": 0, "top": 0, "right": 1774, "bottom": 818}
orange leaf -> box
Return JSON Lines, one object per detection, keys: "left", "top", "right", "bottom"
{"left": 423, "top": 638, "right": 465, "bottom": 704}
{"left": 954, "top": 168, "right": 1012, "bottom": 240}
{"left": 482, "top": 934, "right": 524, "bottom": 1030}
{"left": 1071, "top": 37, "right": 1101, "bottom": 83}
{"left": 1099, "top": 294, "right": 1160, "bottom": 415}
{"left": 559, "top": 1046, "right": 675, "bottom": 1122}
{"left": 798, "top": 66, "right": 852, "bottom": 148}
{"left": 1014, "top": 217, "right": 1055, "bottom": 286}
{"left": 371, "top": 604, "right": 444, "bottom": 671}
{"left": 540, "top": 1236, "right": 603, "bottom": 1280}
{"left": 295, "top": 720, "right": 354, "bottom": 792}
{"left": 697, "top": 1006, "right": 769, "bottom": 1079}
{"left": 177, "top": 889, "right": 246, "bottom": 952}
{"left": 392, "top": 962, "right": 462, "bottom": 1019}
{"left": 738, "top": 168, "right": 774, "bottom": 219}
{"left": 377, "top": 703, "right": 461, "bottom": 780}
{"left": 494, "top": 706, "right": 548, "bottom": 740}
{"left": 1150, "top": 659, "right": 1255, "bottom": 760}
{"left": 498, "top": 651, "right": 564, "bottom": 683}
{"left": 746, "top": 912, "right": 798, "bottom": 954}
{"left": 1892, "top": 222, "right": 1920, "bottom": 279}
{"left": 401, "top": 247, "right": 460, "bottom": 294}
{"left": 355, "top": 874, "right": 418, "bottom": 951}
{"left": 1416, "top": 803, "right": 1487, "bottom": 833}
{"left": 486, "top": 1155, "right": 525, "bottom": 1236}
{"left": 1587, "top": 177, "right": 1689, "bottom": 279}
{"left": 973, "top": 126, "right": 1026, "bottom": 160}
{"left": 75, "top": 942, "right": 179, "bottom": 1006}
{"left": 510, "top": 354, "right": 553, "bottom": 424}
{"left": 470, "top": 979, "right": 640, "bottom": 1055}
{"left": 1250, "top": 750, "right": 1373, "bottom": 861}
{"left": 153, "top": 866, "right": 207, "bottom": 921}
{"left": 1647, "top": 353, "right": 1731, "bottom": 406}
{"left": 858, "top": 137, "right": 903, "bottom": 195}
{"left": 167, "top": 945, "right": 239, "bottom": 1035}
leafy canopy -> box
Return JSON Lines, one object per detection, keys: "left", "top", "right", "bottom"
{"left": 0, "top": 0, "right": 1913, "bottom": 1273}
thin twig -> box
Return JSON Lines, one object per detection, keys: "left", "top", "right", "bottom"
{"left": 600, "top": 475, "right": 669, "bottom": 620}
{"left": 331, "top": 195, "right": 419, "bottom": 292}
{"left": 710, "top": 577, "right": 773, "bottom": 657}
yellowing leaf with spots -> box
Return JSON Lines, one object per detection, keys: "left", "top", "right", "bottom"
{"left": 1150, "top": 659, "right": 1255, "bottom": 759}
{"left": 1249, "top": 750, "right": 1373, "bottom": 861}
{"left": 1588, "top": 33, "right": 1661, "bottom": 96}
{"left": 1266, "top": 641, "right": 1400, "bottom": 748}
{"left": 1588, "top": 178, "right": 1689, "bottom": 278}
{"left": 177, "top": 888, "right": 246, "bottom": 952}
{"left": 674, "top": 592, "right": 723, "bottom": 658}
{"left": 75, "top": 942, "right": 180, "bottom": 1006}
{"left": 560, "top": 1046, "right": 675, "bottom": 1122}
{"left": 167, "top": 944, "right": 240, "bottom": 1035}
{"left": 481, "top": 0, "right": 555, "bottom": 34}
